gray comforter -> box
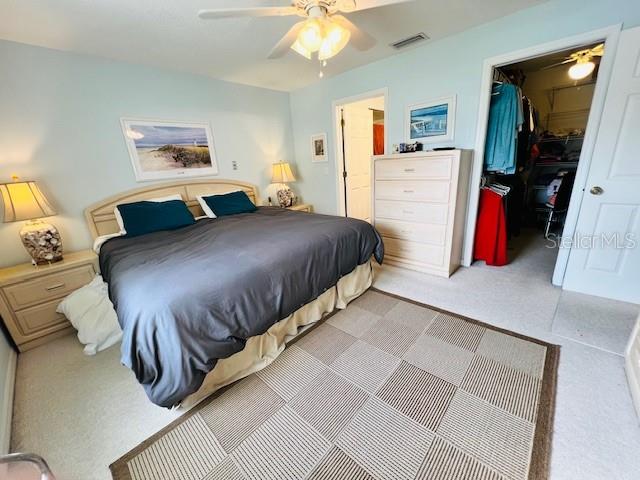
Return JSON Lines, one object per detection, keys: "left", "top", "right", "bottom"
{"left": 100, "top": 207, "right": 383, "bottom": 407}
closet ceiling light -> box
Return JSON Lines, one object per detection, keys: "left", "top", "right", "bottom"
{"left": 568, "top": 58, "right": 595, "bottom": 80}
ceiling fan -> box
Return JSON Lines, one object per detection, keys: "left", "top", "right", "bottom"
{"left": 198, "top": 0, "right": 413, "bottom": 68}
{"left": 543, "top": 44, "right": 604, "bottom": 80}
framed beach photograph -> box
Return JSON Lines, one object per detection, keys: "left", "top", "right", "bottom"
{"left": 311, "top": 133, "right": 328, "bottom": 163}
{"left": 405, "top": 95, "right": 456, "bottom": 143}
{"left": 121, "top": 118, "right": 218, "bottom": 182}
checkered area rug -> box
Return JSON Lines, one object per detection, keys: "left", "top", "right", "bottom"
{"left": 110, "top": 289, "right": 558, "bottom": 480}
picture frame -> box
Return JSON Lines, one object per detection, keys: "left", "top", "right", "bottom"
{"left": 120, "top": 118, "right": 218, "bottom": 182}
{"left": 310, "top": 133, "right": 328, "bottom": 163}
{"left": 405, "top": 95, "right": 456, "bottom": 143}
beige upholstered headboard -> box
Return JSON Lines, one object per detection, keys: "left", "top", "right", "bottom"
{"left": 84, "top": 179, "right": 259, "bottom": 239}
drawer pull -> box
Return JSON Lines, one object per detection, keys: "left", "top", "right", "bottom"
{"left": 45, "top": 283, "right": 66, "bottom": 291}
{"left": 403, "top": 190, "right": 414, "bottom": 194}
{"left": 404, "top": 168, "right": 415, "bottom": 172}
{"left": 402, "top": 210, "right": 414, "bottom": 214}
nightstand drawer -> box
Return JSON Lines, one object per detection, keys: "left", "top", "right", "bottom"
{"left": 14, "top": 299, "right": 68, "bottom": 336}
{"left": 4, "top": 264, "right": 94, "bottom": 310}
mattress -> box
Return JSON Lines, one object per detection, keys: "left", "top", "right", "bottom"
{"left": 100, "top": 207, "right": 384, "bottom": 407}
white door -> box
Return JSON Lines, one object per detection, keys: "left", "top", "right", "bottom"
{"left": 626, "top": 314, "right": 640, "bottom": 420}
{"left": 563, "top": 27, "right": 640, "bottom": 304}
{"left": 342, "top": 102, "right": 373, "bottom": 222}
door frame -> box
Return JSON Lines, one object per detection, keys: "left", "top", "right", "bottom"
{"left": 463, "top": 24, "right": 622, "bottom": 286}
{"left": 332, "top": 87, "right": 388, "bottom": 217}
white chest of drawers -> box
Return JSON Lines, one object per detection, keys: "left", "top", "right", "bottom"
{"left": 373, "top": 150, "right": 472, "bottom": 277}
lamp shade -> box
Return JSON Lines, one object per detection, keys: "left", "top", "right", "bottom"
{"left": 271, "top": 163, "right": 297, "bottom": 184}
{"left": 0, "top": 181, "right": 56, "bottom": 223}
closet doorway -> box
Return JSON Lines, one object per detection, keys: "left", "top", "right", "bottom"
{"left": 472, "top": 41, "right": 607, "bottom": 280}
{"left": 333, "top": 90, "right": 387, "bottom": 221}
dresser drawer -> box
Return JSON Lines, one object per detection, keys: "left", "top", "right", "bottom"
{"left": 375, "top": 180, "right": 450, "bottom": 203}
{"left": 375, "top": 157, "right": 452, "bottom": 180}
{"left": 375, "top": 200, "right": 448, "bottom": 225}
{"left": 14, "top": 299, "right": 69, "bottom": 336}
{"left": 4, "top": 264, "right": 94, "bottom": 310}
{"left": 376, "top": 219, "right": 446, "bottom": 246}
{"left": 383, "top": 236, "right": 445, "bottom": 267}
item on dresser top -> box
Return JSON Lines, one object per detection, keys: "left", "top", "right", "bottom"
{"left": 201, "top": 190, "right": 257, "bottom": 217}
{"left": 114, "top": 194, "right": 183, "bottom": 234}
{"left": 398, "top": 141, "right": 423, "bottom": 153}
{"left": 271, "top": 162, "right": 297, "bottom": 207}
{"left": 116, "top": 199, "right": 195, "bottom": 237}
{"left": 0, "top": 178, "right": 62, "bottom": 265}
{"left": 56, "top": 275, "right": 122, "bottom": 355}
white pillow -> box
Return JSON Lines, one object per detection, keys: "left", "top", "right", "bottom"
{"left": 196, "top": 190, "right": 241, "bottom": 219}
{"left": 57, "top": 275, "right": 122, "bottom": 355}
{"left": 114, "top": 194, "right": 183, "bottom": 234}
{"left": 93, "top": 232, "right": 124, "bottom": 254}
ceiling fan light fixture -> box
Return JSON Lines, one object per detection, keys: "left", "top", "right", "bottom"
{"left": 318, "top": 21, "right": 351, "bottom": 60}
{"left": 297, "top": 18, "right": 324, "bottom": 53}
{"left": 291, "top": 39, "right": 312, "bottom": 59}
{"left": 568, "top": 58, "right": 595, "bottom": 80}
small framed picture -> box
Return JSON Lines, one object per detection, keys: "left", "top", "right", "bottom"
{"left": 405, "top": 95, "right": 456, "bottom": 143}
{"left": 121, "top": 118, "right": 218, "bottom": 182}
{"left": 311, "top": 133, "right": 328, "bottom": 163}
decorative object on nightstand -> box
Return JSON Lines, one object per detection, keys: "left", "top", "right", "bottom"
{"left": 287, "top": 203, "right": 313, "bottom": 213}
{"left": 0, "top": 250, "right": 98, "bottom": 351}
{"left": 271, "top": 162, "right": 297, "bottom": 208}
{"left": 0, "top": 177, "right": 62, "bottom": 265}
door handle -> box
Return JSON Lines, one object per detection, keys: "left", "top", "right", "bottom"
{"left": 590, "top": 186, "right": 604, "bottom": 195}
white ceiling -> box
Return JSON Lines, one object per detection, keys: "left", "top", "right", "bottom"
{"left": 0, "top": 0, "right": 546, "bottom": 91}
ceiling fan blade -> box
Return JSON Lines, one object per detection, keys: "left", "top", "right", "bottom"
{"left": 346, "top": 0, "right": 414, "bottom": 12}
{"left": 541, "top": 58, "right": 574, "bottom": 70}
{"left": 332, "top": 15, "right": 376, "bottom": 51}
{"left": 268, "top": 21, "right": 305, "bottom": 59}
{"left": 198, "top": 7, "right": 298, "bottom": 19}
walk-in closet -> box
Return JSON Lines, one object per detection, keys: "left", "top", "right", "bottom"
{"left": 474, "top": 42, "right": 604, "bottom": 278}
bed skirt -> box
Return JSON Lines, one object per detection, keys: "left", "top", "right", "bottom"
{"left": 180, "top": 259, "right": 373, "bottom": 409}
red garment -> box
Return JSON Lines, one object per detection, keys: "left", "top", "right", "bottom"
{"left": 373, "top": 124, "right": 385, "bottom": 155}
{"left": 474, "top": 188, "right": 508, "bottom": 266}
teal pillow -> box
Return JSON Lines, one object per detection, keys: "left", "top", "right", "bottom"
{"left": 203, "top": 191, "right": 257, "bottom": 216}
{"left": 117, "top": 200, "right": 195, "bottom": 237}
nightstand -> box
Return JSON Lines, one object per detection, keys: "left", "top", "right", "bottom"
{"left": 287, "top": 203, "right": 313, "bottom": 213}
{"left": 0, "top": 250, "right": 98, "bottom": 351}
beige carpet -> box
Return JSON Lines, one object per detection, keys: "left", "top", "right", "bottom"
{"left": 110, "top": 289, "right": 558, "bottom": 480}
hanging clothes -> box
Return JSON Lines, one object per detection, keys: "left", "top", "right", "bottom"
{"left": 474, "top": 188, "right": 508, "bottom": 266}
{"left": 373, "top": 124, "right": 385, "bottom": 155}
{"left": 484, "top": 83, "right": 523, "bottom": 174}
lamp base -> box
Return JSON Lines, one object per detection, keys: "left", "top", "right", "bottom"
{"left": 276, "top": 187, "right": 296, "bottom": 208}
{"left": 20, "top": 220, "right": 63, "bottom": 265}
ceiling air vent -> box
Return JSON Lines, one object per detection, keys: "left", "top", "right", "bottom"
{"left": 390, "top": 32, "right": 429, "bottom": 50}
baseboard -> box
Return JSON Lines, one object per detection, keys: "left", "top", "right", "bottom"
{"left": 0, "top": 349, "right": 17, "bottom": 454}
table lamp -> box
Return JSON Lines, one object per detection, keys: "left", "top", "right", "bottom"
{"left": 271, "top": 162, "right": 297, "bottom": 208}
{"left": 0, "top": 177, "right": 63, "bottom": 265}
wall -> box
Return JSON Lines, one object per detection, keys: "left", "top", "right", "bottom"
{"left": 521, "top": 65, "right": 596, "bottom": 133}
{"left": 289, "top": 0, "right": 640, "bottom": 216}
{"left": 0, "top": 40, "right": 295, "bottom": 267}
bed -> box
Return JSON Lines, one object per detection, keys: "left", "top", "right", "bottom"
{"left": 85, "top": 180, "right": 383, "bottom": 408}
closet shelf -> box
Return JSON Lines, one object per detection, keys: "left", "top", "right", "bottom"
{"left": 538, "top": 135, "right": 584, "bottom": 144}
